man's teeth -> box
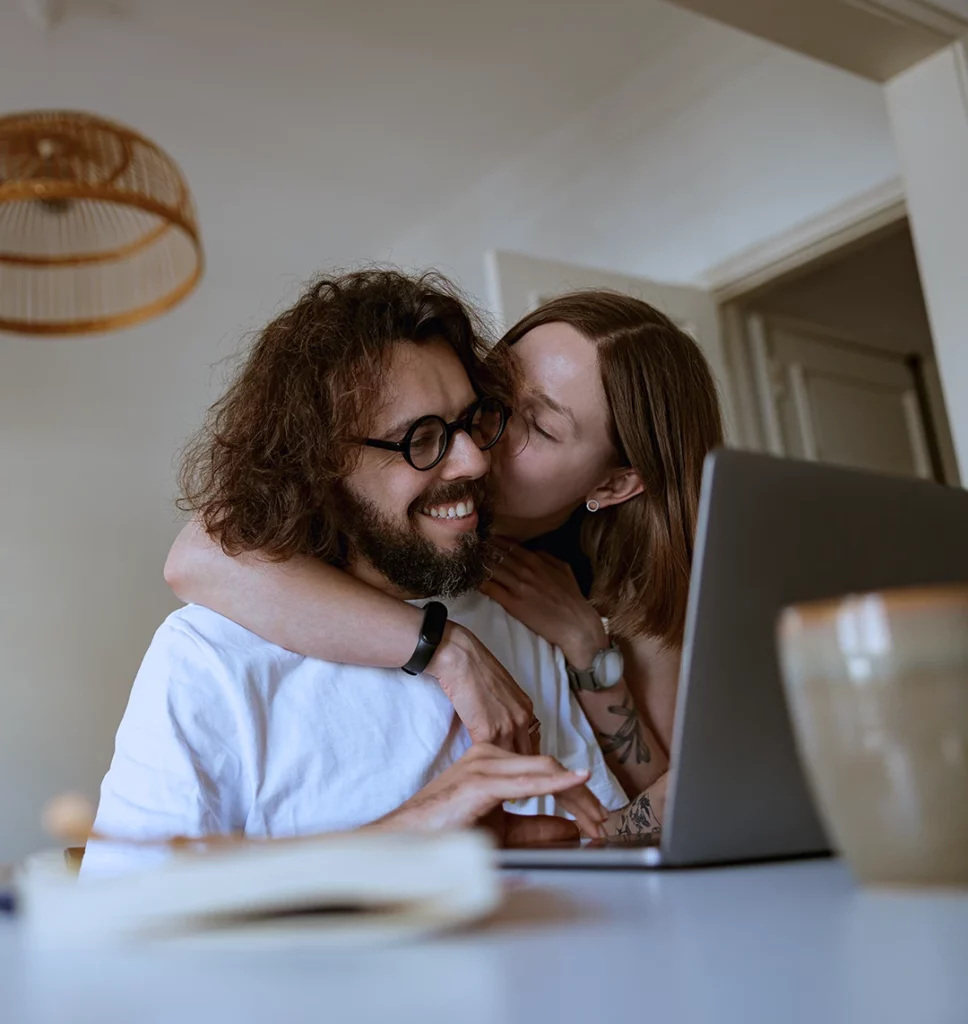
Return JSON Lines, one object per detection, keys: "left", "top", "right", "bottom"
{"left": 420, "top": 498, "right": 476, "bottom": 520}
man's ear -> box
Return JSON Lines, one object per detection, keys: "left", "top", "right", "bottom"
{"left": 586, "top": 467, "right": 645, "bottom": 511}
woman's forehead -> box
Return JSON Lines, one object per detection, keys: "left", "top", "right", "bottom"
{"left": 515, "top": 322, "right": 602, "bottom": 411}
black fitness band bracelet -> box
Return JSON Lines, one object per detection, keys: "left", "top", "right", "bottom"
{"left": 401, "top": 600, "right": 448, "bottom": 676}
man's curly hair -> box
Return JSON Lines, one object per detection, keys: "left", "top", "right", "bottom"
{"left": 178, "top": 269, "right": 517, "bottom": 564}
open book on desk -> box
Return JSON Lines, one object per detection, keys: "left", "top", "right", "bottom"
{"left": 16, "top": 830, "right": 499, "bottom": 949}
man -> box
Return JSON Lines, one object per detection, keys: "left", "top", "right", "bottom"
{"left": 83, "top": 270, "right": 623, "bottom": 876}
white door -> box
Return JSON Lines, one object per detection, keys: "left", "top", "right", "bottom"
{"left": 484, "top": 251, "right": 739, "bottom": 444}
{"left": 749, "top": 315, "right": 942, "bottom": 481}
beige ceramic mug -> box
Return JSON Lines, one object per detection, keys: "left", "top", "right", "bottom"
{"left": 778, "top": 584, "right": 968, "bottom": 888}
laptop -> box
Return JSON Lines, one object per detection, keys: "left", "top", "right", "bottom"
{"left": 500, "top": 449, "right": 968, "bottom": 869}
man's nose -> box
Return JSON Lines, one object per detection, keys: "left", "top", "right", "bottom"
{"left": 439, "top": 428, "right": 489, "bottom": 480}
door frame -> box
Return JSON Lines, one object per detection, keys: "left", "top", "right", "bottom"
{"left": 710, "top": 176, "right": 915, "bottom": 450}
{"left": 711, "top": 180, "right": 959, "bottom": 483}
{"left": 486, "top": 181, "right": 914, "bottom": 455}
{"left": 704, "top": 176, "right": 908, "bottom": 304}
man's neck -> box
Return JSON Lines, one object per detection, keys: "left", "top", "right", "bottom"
{"left": 346, "top": 556, "right": 423, "bottom": 602}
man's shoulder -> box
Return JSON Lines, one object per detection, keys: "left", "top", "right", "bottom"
{"left": 154, "top": 605, "right": 299, "bottom": 671}
{"left": 442, "top": 592, "right": 556, "bottom": 659}
{"left": 160, "top": 603, "right": 266, "bottom": 648}
{"left": 131, "top": 606, "right": 314, "bottom": 714}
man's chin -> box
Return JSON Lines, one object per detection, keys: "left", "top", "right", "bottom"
{"left": 338, "top": 483, "right": 496, "bottom": 598}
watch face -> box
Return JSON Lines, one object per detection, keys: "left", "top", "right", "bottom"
{"left": 596, "top": 647, "right": 625, "bottom": 688}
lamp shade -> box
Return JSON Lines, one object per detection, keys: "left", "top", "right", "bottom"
{"left": 0, "top": 109, "right": 203, "bottom": 335}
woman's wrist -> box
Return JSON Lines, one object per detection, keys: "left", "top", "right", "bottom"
{"left": 560, "top": 624, "right": 610, "bottom": 671}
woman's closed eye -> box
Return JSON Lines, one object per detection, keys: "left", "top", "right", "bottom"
{"left": 527, "top": 415, "right": 556, "bottom": 442}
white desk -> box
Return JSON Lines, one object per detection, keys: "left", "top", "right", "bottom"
{"left": 2, "top": 859, "right": 967, "bottom": 1024}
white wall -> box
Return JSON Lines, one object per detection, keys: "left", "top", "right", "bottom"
{"left": 0, "top": 0, "right": 900, "bottom": 860}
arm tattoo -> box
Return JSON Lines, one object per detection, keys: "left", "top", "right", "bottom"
{"left": 596, "top": 693, "right": 651, "bottom": 766}
{"left": 615, "top": 791, "right": 662, "bottom": 840}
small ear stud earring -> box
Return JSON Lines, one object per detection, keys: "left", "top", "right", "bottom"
{"left": 586, "top": 499, "right": 600, "bottom": 512}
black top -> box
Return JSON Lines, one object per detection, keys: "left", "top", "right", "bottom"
{"left": 522, "top": 507, "right": 593, "bottom": 598}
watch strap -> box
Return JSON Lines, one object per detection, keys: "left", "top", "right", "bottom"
{"left": 566, "top": 663, "right": 600, "bottom": 692}
{"left": 401, "top": 601, "right": 448, "bottom": 676}
{"left": 566, "top": 642, "right": 624, "bottom": 692}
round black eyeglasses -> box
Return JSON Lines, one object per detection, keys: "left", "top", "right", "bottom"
{"left": 362, "top": 397, "right": 510, "bottom": 471}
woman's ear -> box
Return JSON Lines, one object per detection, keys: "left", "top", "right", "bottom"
{"left": 586, "top": 467, "right": 645, "bottom": 511}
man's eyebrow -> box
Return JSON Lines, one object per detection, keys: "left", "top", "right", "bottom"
{"left": 381, "top": 398, "right": 478, "bottom": 440}
{"left": 382, "top": 416, "right": 417, "bottom": 440}
{"left": 532, "top": 390, "right": 578, "bottom": 435}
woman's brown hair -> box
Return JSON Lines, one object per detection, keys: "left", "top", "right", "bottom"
{"left": 501, "top": 291, "right": 724, "bottom": 648}
{"left": 179, "top": 269, "right": 516, "bottom": 563}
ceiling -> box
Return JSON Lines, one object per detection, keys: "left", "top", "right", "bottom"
{"left": 0, "top": 0, "right": 901, "bottom": 300}
{"left": 926, "top": 0, "right": 968, "bottom": 17}
{"left": 667, "top": 0, "right": 968, "bottom": 80}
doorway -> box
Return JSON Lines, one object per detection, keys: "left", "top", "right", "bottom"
{"left": 720, "top": 221, "right": 959, "bottom": 485}
{"left": 486, "top": 207, "right": 959, "bottom": 486}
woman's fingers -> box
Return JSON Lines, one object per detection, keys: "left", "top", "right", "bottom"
{"left": 493, "top": 537, "right": 572, "bottom": 579}
{"left": 500, "top": 549, "right": 582, "bottom": 600}
{"left": 502, "top": 812, "right": 580, "bottom": 848}
{"left": 533, "top": 550, "right": 576, "bottom": 581}
{"left": 479, "top": 579, "right": 519, "bottom": 614}
{"left": 494, "top": 540, "right": 554, "bottom": 575}
{"left": 488, "top": 540, "right": 582, "bottom": 600}
{"left": 486, "top": 561, "right": 530, "bottom": 595}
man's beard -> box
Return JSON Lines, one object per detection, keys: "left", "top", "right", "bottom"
{"left": 337, "top": 479, "right": 494, "bottom": 598}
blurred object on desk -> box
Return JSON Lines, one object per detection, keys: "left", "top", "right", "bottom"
{"left": 779, "top": 583, "right": 968, "bottom": 889}
{"left": 16, "top": 829, "right": 498, "bottom": 949}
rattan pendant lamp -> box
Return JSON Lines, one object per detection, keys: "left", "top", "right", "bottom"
{"left": 0, "top": 109, "right": 203, "bottom": 335}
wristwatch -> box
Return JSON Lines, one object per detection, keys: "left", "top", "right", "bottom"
{"left": 566, "top": 642, "right": 625, "bottom": 692}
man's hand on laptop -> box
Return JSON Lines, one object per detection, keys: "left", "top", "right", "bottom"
{"left": 371, "top": 743, "right": 609, "bottom": 843}
{"left": 428, "top": 622, "right": 536, "bottom": 755}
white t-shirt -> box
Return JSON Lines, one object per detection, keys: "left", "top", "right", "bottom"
{"left": 82, "top": 591, "right": 625, "bottom": 877}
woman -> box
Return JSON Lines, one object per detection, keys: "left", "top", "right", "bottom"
{"left": 165, "top": 288, "right": 724, "bottom": 813}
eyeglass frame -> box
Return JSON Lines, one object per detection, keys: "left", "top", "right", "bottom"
{"left": 361, "top": 396, "right": 511, "bottom": 471}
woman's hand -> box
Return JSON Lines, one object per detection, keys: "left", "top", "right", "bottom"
{"left": 427, "top": 622, "right": 538, "bottom": 756}
{"left": 604, "top": 771, "right": 668, "bottom": 839}
{"left": 480, "top": 541, "right": 609, "bottom": 669}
